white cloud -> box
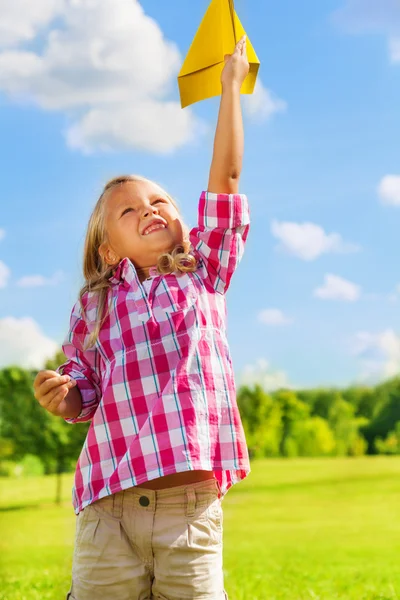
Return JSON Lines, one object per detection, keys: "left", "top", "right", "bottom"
{"left": 0, "top": 0, "right": 201, "bottom": 153}
{"left": 271, "top": 220, "right": 360, "bottom": 261}
{"left": 66, "top": 101, "right": 203, "bottom": 155}
{"left": 390, "top": 37, "right": 400, "bottom": 62}
{"left": 258, "top": 308, "right": 292, "bottom": 326}
{"left": 16, "top": 270, "right": 64, "bottom": 288}
{"left": 378, "top": 175, "right": 400, "bottom": 206}
{"left": 0, "top": 0, "right": 284, "bottom": 151}
{"left": 352, "top": 329, "right": 400, "bottom": 381}
{"left": 0, "top": 317, "right": 58, "bottom": 368}
{"left": 0, "top": 261, "right": 11, "bottom": 289}
{"left": 314, "top": 274, "right": 361, "bottom": 301}
{"left": 243, "top": 79, "right": 287, "bottom": 122}
{"left": 241, "top": 358, "right": 292, "bottom": 392}
{"left": 333, "top": 1, "right": 400, "bottom": 64}
{"left": 0, "top": 0, "right": 64, "bottom": 48}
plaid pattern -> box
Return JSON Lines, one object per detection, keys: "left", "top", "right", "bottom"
{"left": 59, "top": 191, "right": 251, "bottom": 514}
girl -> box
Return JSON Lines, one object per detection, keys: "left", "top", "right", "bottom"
{"left": 34, "top": 36, "right": 251, "bottom": 600}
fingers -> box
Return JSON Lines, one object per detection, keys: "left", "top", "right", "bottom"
{"left": 240, "top": 36, "right": 247, "bottom": 57}
{"left": 234, "top": 35, "right": 246, "bottom": 55}
{"left": 39, "top": 379, "right": 77, "bottom": 414}
{"left": 44, "top": 383, "right": 72, "bottom": 415}
{"left": 34, "top": 370, "right": 77, "bottom": 412}
{"left": 34, "top": 370, "right": 59, "bottom": 387}
{"left": 40, "top": 386, "right": 68, "bottom": 415}
{"left": 35, "top": 373, "right": 69, "bottom": 397}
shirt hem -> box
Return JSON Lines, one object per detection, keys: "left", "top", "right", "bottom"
{"left": 72, "top": 463, "right": 251, "bottom": 515}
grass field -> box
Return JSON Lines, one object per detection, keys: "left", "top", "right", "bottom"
{"left": 1, "top": 457, "right": 400, "bottom": 600}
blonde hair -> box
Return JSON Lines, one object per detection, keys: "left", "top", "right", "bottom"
{"left": 80, "top": 175, "right": 197, "bottom": 347}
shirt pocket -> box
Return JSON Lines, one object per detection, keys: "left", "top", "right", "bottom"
{"left": 154, "top": 273, "right": 198, "bottom": 314}
{"left": 153, "top": 274, "right": 200, "bottom": 344}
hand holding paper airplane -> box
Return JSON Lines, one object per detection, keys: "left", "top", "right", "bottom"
{"left": 221, "top": 35, "right": 249, "bottom": 90}
{"left": 178, "top": 0, "right": 260, "bottom": 108}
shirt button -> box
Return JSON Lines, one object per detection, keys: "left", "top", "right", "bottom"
{"left": 139, "top": 496, "right": 150, "bottom": 507}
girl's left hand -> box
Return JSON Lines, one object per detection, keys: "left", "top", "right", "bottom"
{"left": 221, "top": 35, "right": 250, "bottom": 89}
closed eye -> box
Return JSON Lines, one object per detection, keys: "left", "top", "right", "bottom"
{"left": 152, "top": 199, "right": 165, "bottom": 205}
{"left": 121, "top": 207, "right": 134, "bottom": 217}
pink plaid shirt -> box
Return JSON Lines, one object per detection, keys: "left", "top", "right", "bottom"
{"left": 60, "top": 191, "right": 251, "bottom": 514}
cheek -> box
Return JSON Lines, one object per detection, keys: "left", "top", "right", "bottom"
{"left": 170, "top": 218, "right": 185, "bottom": 243}
{"left": 109, "top": 219, "right": 139, "bottom": 248}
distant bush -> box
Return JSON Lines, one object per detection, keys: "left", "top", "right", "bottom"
{"left": 19, "top": 454, "right": 45, "bottom": 476}
{"left": 0, "top": 454, "right": 45, "bottom": 477}
{"left": 0, "top": 460, "right": 19, "bottom": 477}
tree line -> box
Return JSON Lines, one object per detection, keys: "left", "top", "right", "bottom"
{"left": 238, "top": 380, "right": 400, "bottom": 458}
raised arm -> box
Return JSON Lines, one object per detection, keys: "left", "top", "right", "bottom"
{"left": 207, "top": 35, "right": 249, "bottom": 194}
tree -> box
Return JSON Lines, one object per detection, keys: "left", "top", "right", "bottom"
{"left": 362, "top": 378, "right": 400, "bottom": 453}
{"left": 273, "top": 390, "right": 309, "bottom": 457}
{"left": 327, "top": 396, "right": 367, "bottom": 456}
{"left": 312, "top": 389, "right": 341, "bottom": 420}
{"left": 0, "top": 358, "right": 89, "bottom": 504}
{"left": 237, "top": 385, "right": 282, "bottom": 457}
{"left": 0, "top": 367, "right": 49, "bottom": 460}
{"left": 289, "top": 416, "right": 335, "bottom": 457}
{"left": 375, "top": 421, "right": 400, "bottom": 454}
{"left": 342, "top": 386, "right": 376, "bottom": 419}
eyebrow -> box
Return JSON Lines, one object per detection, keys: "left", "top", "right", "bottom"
{"left": 115, "top": 193, "right": 168, "bottom": 212}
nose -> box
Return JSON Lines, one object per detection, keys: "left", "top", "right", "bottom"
{"left": 142, "top": 205, "right": 159, "bottom": 219}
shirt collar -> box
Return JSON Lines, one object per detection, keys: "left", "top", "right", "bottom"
{"left": 109, "top": 257, "right": 158, "bottom": 323}
{"left": 109, "top": 258, "right": 158, "bottom": 287}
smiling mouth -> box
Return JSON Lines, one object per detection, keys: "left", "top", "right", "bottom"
{"left": 142, "top": 223, "right": 167, "bottom": 236}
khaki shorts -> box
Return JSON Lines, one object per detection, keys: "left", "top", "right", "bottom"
{"left": 66, "top": 479, "right": 228, "bottom": 600}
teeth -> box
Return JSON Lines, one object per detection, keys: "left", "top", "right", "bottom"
{"left": 144, "top": 223, "right": 166, "bottom": 235}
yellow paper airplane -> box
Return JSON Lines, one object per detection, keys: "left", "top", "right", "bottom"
{"left": 178, "top": 0, "right": 260, "bottom": 108}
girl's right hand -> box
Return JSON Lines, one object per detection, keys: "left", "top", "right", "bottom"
{"left": 221, "top": 35, "right": 249, "bottom": 90}
{"left": 33, "top": 370, "right": 76, "bottom": 417}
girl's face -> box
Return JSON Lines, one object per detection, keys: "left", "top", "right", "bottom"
{"left": 100, "top": 180, "right": 185, "bottom": 273}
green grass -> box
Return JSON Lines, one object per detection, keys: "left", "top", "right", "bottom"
{"left": 2, "top": 457, "right": 400, "bottom": 599}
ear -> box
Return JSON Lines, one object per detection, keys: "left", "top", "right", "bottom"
{"left": 99, "top": 242, "right": 119, "bottom": 266}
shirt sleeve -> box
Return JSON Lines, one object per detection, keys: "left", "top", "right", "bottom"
{"left": 189, "top": 191, "right": 250, "bottom": 294}
{"left": 57, "top": 299, "right": 102, "bottom": 424}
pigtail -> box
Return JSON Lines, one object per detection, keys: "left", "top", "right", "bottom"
{"left": 157, "top": 240, "right": 197, "bottom": 275}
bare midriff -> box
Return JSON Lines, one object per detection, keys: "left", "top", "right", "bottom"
{"left": 136, "top": 470, "right": 215, "bottom": 490}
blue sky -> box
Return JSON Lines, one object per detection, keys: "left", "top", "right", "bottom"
{"left": 1, "top": 0, "right": 400, "bottom": 389}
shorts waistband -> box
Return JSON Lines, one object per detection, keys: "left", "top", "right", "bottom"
{"left": 129, "top": 477, "right": 219, "bottom": 500}
{"left": 84, "top": 477, "right": 220, "bottom": 519}
{"left": 121, "top": 478, "right": 219, "bottom": 517}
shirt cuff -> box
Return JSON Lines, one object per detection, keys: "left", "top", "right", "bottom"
{"left": 198, "top": 191, "right": 250, "bottom": 230}
{"left": 57, "top": 366, "right": 99, "bottom": 424}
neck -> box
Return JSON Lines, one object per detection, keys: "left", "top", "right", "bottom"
{"left": 136, "top": 265, "right": 154, "bottom": 282}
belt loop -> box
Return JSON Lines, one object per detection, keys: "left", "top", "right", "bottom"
{"left": 112, "top": 491, "right": 123, "bottom": 519}
{"left": 215, "top": 478, "right": 222, "bottom": 499}
{"left": 186, "top": 486, "right": 196, "bottom": 518}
